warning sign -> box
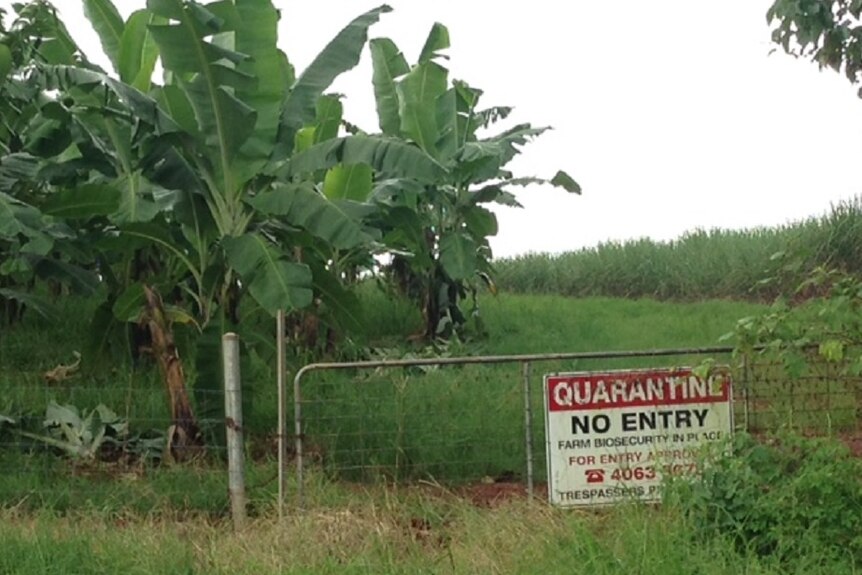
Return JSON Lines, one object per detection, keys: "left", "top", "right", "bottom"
{"left": 543, "top": 367, "right": 732, "bottom": 507}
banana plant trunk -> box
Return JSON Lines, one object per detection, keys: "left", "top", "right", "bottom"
{"left": 423, "top": 273, "right": 441, "bottom": 339}
{"left": 143, "top": 286, "right": 204, "bottom": 461}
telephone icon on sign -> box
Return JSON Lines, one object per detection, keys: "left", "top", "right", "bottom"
{"left": 584, "top": 469, "right": 605, "bottom": 484}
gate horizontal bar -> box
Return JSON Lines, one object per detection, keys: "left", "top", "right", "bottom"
{"left": 294, "top": 346, "right": 738, "bottom": 381}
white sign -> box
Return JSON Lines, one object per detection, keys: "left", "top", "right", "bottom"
{"left": 544, "top": 367, "right": 732, "bottom": 507}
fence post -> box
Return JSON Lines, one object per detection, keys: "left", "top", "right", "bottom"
{"left": 522, "top": 361, "right": 534, "bottom": 500}
{"left": 223, "top": 332, "right": 246, "bottom": 529}
{"left": 742, "top": 353, "right": 750, "bottom": 431}
{"left": 276, "top": 310, "right": 286, "bottom": 519}
{"left": 294, "top": 369, "right": 304, "bottom": 509}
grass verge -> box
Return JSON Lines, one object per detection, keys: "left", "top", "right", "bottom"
{"left": 0, "top": 476, "right": 855, "bottom": 575}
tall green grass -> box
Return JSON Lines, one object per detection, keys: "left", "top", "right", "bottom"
{"left": 495, "top": 196, "right": 862, "bottom": 300}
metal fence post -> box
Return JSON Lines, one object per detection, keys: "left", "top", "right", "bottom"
{"left": 294, "top": 369, "right": 305, "bottom": 509}
{"left": 276, "top": 310, "right": 286, "bottom": 519}
{"left": 223, "top": 332, "right": 246, "bottom": 529}
{"left": 522, "top": 361, "right": 534, "bottom": 500}
{"left": 742, "top": 353, "right": 750, "bottom": 431}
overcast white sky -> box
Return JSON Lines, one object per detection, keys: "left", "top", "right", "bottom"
{"left": 11, "top": 1, "right": 862, "bottom": 257}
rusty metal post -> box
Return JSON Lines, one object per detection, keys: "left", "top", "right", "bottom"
{"left": 223, "top": 332, "right": 246, "bottom": 529}
{"left": 522, "top": 361, "right": 535, "bottom": 500}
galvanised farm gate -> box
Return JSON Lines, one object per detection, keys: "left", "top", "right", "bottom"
{"left": 276, "top": 343, "right": 857, "bottom": 515}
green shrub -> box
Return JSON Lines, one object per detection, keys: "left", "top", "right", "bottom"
{"left": 667, "top": 432, "right": 862, "bottom": 564}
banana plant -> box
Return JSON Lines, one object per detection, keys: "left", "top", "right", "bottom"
{"left": 5, "top": 0, "right": 448, "bottom": 332}
{"left": 66, "top": 0, "right": 448, "bottom": 450}
{"left": 72, "top": 0, "right": 443, "bottom": 322}
{"left": 363, "top": 24, "right": 580, "bottom": 338}
{"left": 0, "top": 2, "right": 182, "bottom": 342}
{"left": 0, "top": 1, "right": 106, "bottom": 324}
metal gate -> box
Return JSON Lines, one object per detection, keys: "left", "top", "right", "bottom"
{"left": 276, "top": 344, "right": 745, "bottom": 516}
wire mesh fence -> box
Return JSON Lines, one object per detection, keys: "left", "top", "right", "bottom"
{"left": 3, "top": 343, "right": 861, "bottom": 514}
{"left": 0, "top": 368, "right": 235, "bottom": 513}
{"left": 743, "top": 353, "right": 862, "bottom": 434}
{"left": 298, "top": 361, "right": 530, "bottom": 484}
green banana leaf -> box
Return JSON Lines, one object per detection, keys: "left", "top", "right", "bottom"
{"left": 286, "top": 135, "right": 447, "bottom": 184}
{"left": 249, "top": 182, "right": 369, "bottom": 250}
{"left": 369, "top": 38, "right": 409, "bottom": 136}
{"left": 82, "top": 0, "right": 124, "bottom": 72}
{"left": 279, "top": 5, "right": 392, "bottom": 151}
{"left": 223, "top": 232, "right": 313, "bottom": 315}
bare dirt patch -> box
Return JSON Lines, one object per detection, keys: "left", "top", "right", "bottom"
{"left": 839, "top": 432, "right": 862, "bottom": 457}
{"left": 456, "top": 481, "right": 548, "bottom": 507}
